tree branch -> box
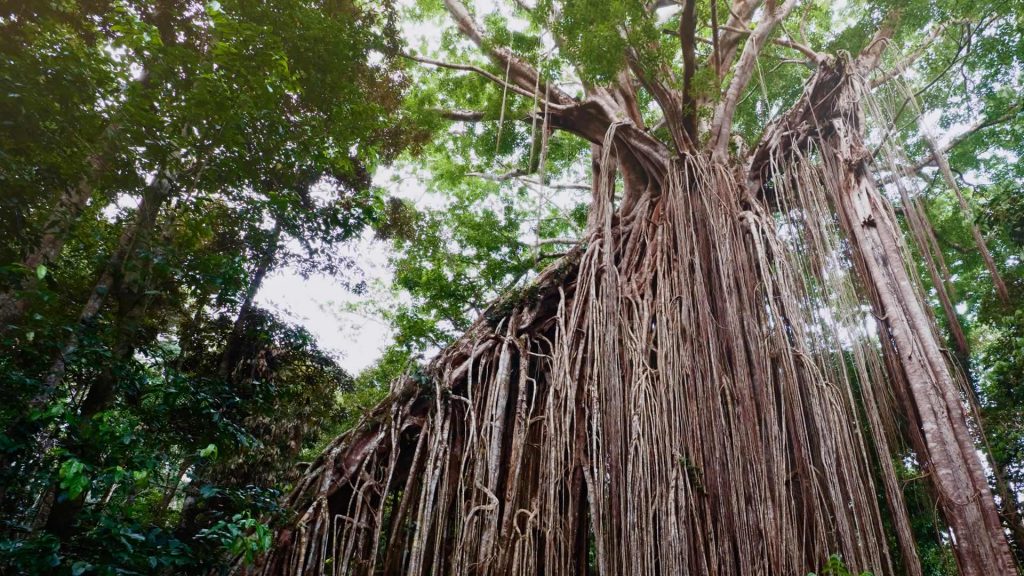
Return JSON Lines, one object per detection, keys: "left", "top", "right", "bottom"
{"left": 717, "top": 25, "right": 824, "bottom": 63}
{"left": 710, "top": 0, "right": 799, "bottom": 160}
{"left": 438, "top": 0, "right": 671, "bottom": 167}
{"left": 442, "top": 0, "right": 575, "bottom": 108}
{"left": 713, "top": 0, "right": 760, "bottom": 80}
{"left": 626, "top": 48, "right": 687, "bottom": 150}
{"left": 772, "top": 37, "right": 824, "bottom": 63}
{"left": 469, "top": 169, "right": 591, "bottom": 191}
{"left": 856, "top": 15, "right": 898, "bottom": 71}
{"left": 404, "top": 53, "right": 562, "bottom": 106}
{"left": 878, "top": 102, "right": 1022, "bottom": 183}
{"left": 870, "top": 22, "right": 958, "bottom": 88}
{"left": 711, "top": 0, "right": 721, "bottom": 76}
{"left": 436, "top": 109, "right": 487, "bottom": 122}
{"left": 535, "top": 237, "right": 580, "bottom": 246}
{"left": 468, "top": 169, "right": 529, "bottom": 182}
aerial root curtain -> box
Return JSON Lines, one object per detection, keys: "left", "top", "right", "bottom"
{"left": 237, "top": 58, "right": 1016, "bottom": 575}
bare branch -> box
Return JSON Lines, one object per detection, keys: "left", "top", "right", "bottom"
{"left": 856, "top": 15, "right": 898, "bottom": 71}
{"left": 404, "top": 53, "right": 562, "bottom": 106}
{"left": 878, "top": 102, "right": 1022, "bottom": 183}
{"left": 772, "top": 37, "right": 824, "bottom": 63}
{"left": 923, "top": 129, "right": 1011, "bottom": 305}
{"left": 870, "top": 22, "right": 956, "bottom": 88}
{"left": 713, "top": 0, "right": 761, "bottom": 80}
{"left": 469, "top": 170, "right": 591, "bottom": 191}
{"left": 442, "top": 0, "right": 575, "bottom": 107}
{"left": 717, "top": 25, "right": 823, "bottom": 63}
{"left": 511, "top": 0, "right": 534, "bottom": 13}
{"left": 626, "top": 47, "right": 688, "bottom": 150}
{"left": 535, "top": 237, "right": 580, "bottom": 246}
{"left": 468, "top": 169, "right": 529, "bottom": 182}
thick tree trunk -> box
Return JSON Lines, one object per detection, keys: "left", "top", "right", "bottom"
{"left": 914, "top": 136, "right": 1024, "bottom": 556}
{"left": 233, "top": 14, "right": 1020, "bottom": 576}
{"left": 238, "top": 133, "right": 929, "bottom": 575}
{"left": 827, "top": 100, "right": 1016, "bottom": 575}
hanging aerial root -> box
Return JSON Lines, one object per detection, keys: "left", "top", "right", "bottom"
{"left": 230, "top": 112, "right": 957, "bottom": 574}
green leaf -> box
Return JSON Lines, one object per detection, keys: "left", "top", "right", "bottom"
{"left": 35, "top": 264, "right": 46, "bottom": 279}
{"left": 59, "top": 458, "right": 89, "bottom": 499}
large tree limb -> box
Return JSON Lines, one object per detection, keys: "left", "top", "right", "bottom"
{"left": 710, "top": 0, "right": 800, "bottom": 161}
{"left": 679, "top": 0, "right": 699, "bottom": 144}
{"left": 439, "top": 0, "right": 669, "bottom": 166}
{"left": 857, "top": 16, "right": 898, "bottom": 72}
{"left": 404, "top": 53, "right": 563, "bottom": 106}
{"left": 748, "top": 17, "right": 898, "bottom": 186}
{"left": 625, "top": 48, "right": 688, "bottom": 151}
{"left": 713, "top": 0, "right": 761, "bottom": 80}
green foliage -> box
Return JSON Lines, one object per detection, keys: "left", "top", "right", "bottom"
{"left": 196, "top": 512, "right": 272, "bottom": 565}
{"left": 0, "top": 0, "right": 413, "bottom": 573}
{"left": 58, "top": 458, "right": 90, "bottom": 501}
{"left": 807, "top": 554, "right": 873, "bottom": 576}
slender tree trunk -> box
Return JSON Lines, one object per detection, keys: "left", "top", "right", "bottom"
{"left": 922, "top": 117, "right": 1023, "bottom": 561}
{"left": 218, "top": 223, "right": 281, "bottom": 381}
{"left": 33, "top": 175, "right": 173, "bottom": 409}
{"left": 902, "top": 192, "right": 971, "bottom": 359}
{"left": 40, "top": 221, "right": 166, "bottom": 537}
{"left": 0, "top": 147, "right": 111, "bottom": 332}
{"left": 0, "top": 1, "right": 184, "bottom": 333}
{"left": 156, "top": 458, "right": 193, "bottom": 520}
{"left": 924, "top": 134, "right": 1011, "bottom": 306}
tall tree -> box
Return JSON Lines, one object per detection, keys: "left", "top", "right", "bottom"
{"left": 245, "top": 2, "right": 1022, "bottom": 575}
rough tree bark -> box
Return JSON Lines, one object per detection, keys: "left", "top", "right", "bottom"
{"left": 821, "top": 58, "right": 1016, "bottom": 575}
{"left": 235, "top": 3, "right": 1018, "bottom": 575}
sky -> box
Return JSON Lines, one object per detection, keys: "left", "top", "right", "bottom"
{"left": 254, "top": 234, "right": 394, "bottom": 374}
{"left": 252, "top": 165, "right": 432, "bottom": 374}
{"left": 252, "top": 2, "right": 492, "bottom": 375}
